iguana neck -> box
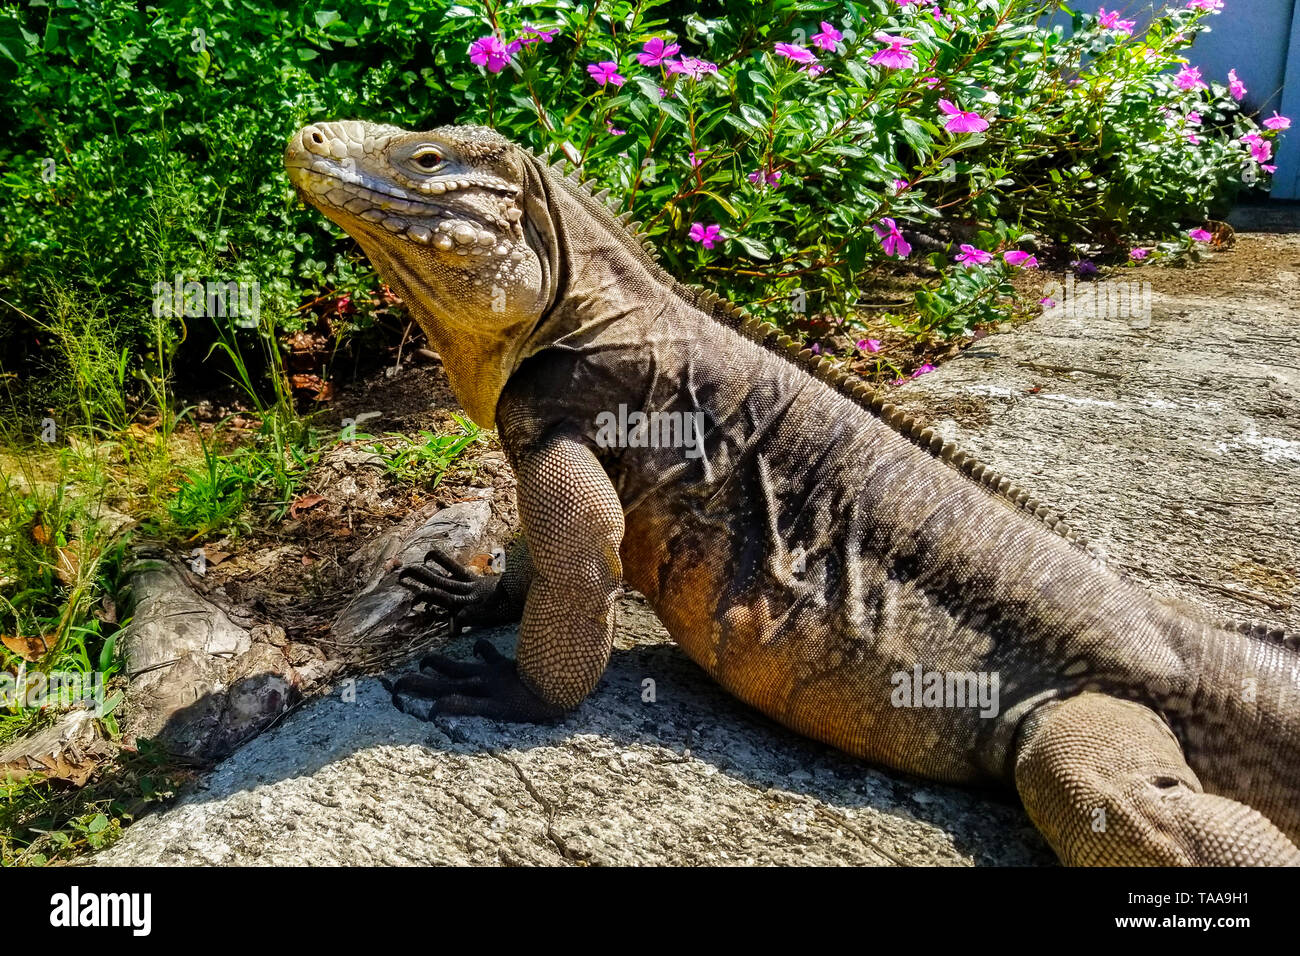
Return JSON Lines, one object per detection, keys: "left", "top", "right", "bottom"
{"left": 515, "top": 158, "right": 679, "bottom": 359}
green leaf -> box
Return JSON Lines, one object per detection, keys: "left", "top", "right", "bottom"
{"left": 656, "top": 99, "right": 688, "bottom": 125}
{"left": 733, "top": 235, "right": 771, "bottom": 260}
{"left": 697, "top": 189, "right": 740, "bottom": 218}
{"left": 98, "top": 634, "right": 116, "bottom": 672}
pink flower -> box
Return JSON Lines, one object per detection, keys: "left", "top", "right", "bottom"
{"left": 873, "top": 218, "right": 912, "bottom": 259}
{"left": 1173, "top": 66, "right": 1206, "bottom": 91}
{"left": 1188, "top": 228, "right": 1213, "bottom": 242}
{"left": 1263, "top": 164, "right": 1278, "bottom": 173}
{"left": 774, "top": 43, "right": 818, "bottom": 65}
{"left": 912, "top": 364, "right": 935, "bottom": 378}
{"left": 687, "top": 151, "right": 704, "bottom": 168}
{"left": 811, "top": 22, "right": 843, "bottom": 53}
{"left": 1228, "top": 69, "right": 1246, "bottom": 101}
{"left": 747, "top": 169, "right": 782, "bottom": 187}
{"left": 857, "top": 339, "right": 882, "bottom": 353}
{"left": 1185, "top": 0, "right": 1223, "bottom": 10}
{"left": 1040, "top": 296, "right": 1057, "bottom": 309}
{"left": 468, "top": 35, "right": 511, "bottom": 73}
{"left": 667, "top": 56, "right": 718, "bottom": 80}
{"left": 517, "top": 25, "right": 558, "bottom": 45}
{"left": 1187, "top": 132, "right": 1201, "bottom": 145}
{"left": 1003, "top": 251, "right": 1038, "bottom": 269}
{"left": 689, "top": 222, "right": 723, "bottom": 249}
{"left": 893, "top": 178, "right": 910, "bottom": 192}
{"left": 637, "top": 37, "right": 680, "bottom": 67}
{"left": 1265, "top": 112, "right": 1292, "bottom": 130}
{"left": 921, "top": 76, "right": 942, "bottom": 88}
{"left": 1250, "top": 139, "right": 1274, "bottom": 163}
{"left": 869, "top": 33, "right": 917, "bottom": 70}
{"left": 939, "top": 99, "right": 990, "bottom": 133}
{"left": 588, "top": 61, "right": 625, "bottom": 87}
{"left": 955, "top": 244, "right": 992, "bottom": 266}
{"left": 606, "top": 122, "right": 626, "bottom": 136}
{"left": 1098, "top": 8, "right": 1136, "bottom": 34}
{"left": 1130, "top": 248, "right": 1149, "bottom": 260}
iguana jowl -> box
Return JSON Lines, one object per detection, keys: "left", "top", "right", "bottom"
{"left": 286, "top": 121, "right": 1300, "bottom": 866}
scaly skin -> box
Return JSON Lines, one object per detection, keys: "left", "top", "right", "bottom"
{"left": 286, "top": 121, "right": 1300, "bottom": 865}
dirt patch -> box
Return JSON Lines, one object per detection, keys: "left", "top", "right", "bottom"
{"left": 171, "top": 358, "right": 519, "bottom": 665}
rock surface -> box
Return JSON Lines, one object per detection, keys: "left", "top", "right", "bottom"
{"left": 96, "top": 234, "right": 1299, "bottom": 866}
{"left": 118, "top": 559, "right": 328, "bottom": 762}
{"left": 329, "top": 497, "right": 493, "bottom": 656}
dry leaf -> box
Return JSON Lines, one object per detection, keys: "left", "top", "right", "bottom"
{"left": 93, "top": 596, "right": 117, "bottom": 625}
{"left": 289, "top": 494, "right": 327, "bottom": 518}
{"left": 466, "top": 553, "right": 497, "bottom": 574}
{"left": 29, "top": 511, "right": 52, "bottom": 547}
{"left": 54, "top": 546, "right": 79, "bottom": 585}
{"left": 288, "top": 374, "right": 335, "bottom": 402}
{"left": 36, "top": 753, "right": 96, "bottom": 787}
{"left": 1, "top": 633, "right": 53, "bottom": 662}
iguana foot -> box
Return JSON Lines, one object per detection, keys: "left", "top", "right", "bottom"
{"left": 398, "top": 547, "right": 496, "bottom": 628}
{"left": 384, "top": 638, "right": 564, "bottom": 722}
{"left": 1015, "top": 692, "right": 1300, "bottom": 865}
{"left": 398, "top": 547, "right": 525, "bottom": 631}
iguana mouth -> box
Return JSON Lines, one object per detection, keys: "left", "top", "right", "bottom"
{"left": 287, "top": 143, "right": 520, "bottom": 254}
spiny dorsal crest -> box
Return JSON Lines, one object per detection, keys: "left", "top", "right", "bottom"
{"left": 531, "top": 141, "right": 1093, "bottom": 554}
{"left": 1226, "top": 619, "right": 1299, "bottom": 651}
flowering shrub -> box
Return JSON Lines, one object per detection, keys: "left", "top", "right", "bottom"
{"left": 447, "top": 0, "right": 1280, "bottom": 340}
{"left": 0, "top": 0, "right": 1286, "bottom": 388}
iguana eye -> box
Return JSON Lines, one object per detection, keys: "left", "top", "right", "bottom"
{"left": 413, "top": 149, "right": 444, "bottom": 170}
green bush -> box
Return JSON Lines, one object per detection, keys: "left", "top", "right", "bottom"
{"left": 0, "top": 0, "right": 1282, "bottom": 411}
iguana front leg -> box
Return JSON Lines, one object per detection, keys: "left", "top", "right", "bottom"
{"left": 388, "top": 435, "right": 625, "bottom": 721}
{"left": 1014, "top": 692, "right": 1300, "bottom": 865}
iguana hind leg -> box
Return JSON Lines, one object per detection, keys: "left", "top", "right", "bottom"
{"left": 389, "top": 435, "right": 624, "bottom": 721}
{"left": 1014, "top": 692, "right": 1300, "bottom": 865}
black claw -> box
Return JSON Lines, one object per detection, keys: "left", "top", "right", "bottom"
{"left": 473, "top": 638, "right": 510, "bottom": 666}
{"left": 420, "top": 652, "right": 487, "bottom": 678}
{"left": 398, "top": 564, "right": 476, "bottom": 595}
{"left": 421, "top": 547, "right": 476, "bottom": 581}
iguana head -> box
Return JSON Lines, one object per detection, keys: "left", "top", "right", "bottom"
{"left": 285, "top": 121, "right": 560, "bottom": 426}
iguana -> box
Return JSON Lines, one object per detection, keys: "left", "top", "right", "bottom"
{"left": 285, "top": 121, "right": 1300, "bottom": 866}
